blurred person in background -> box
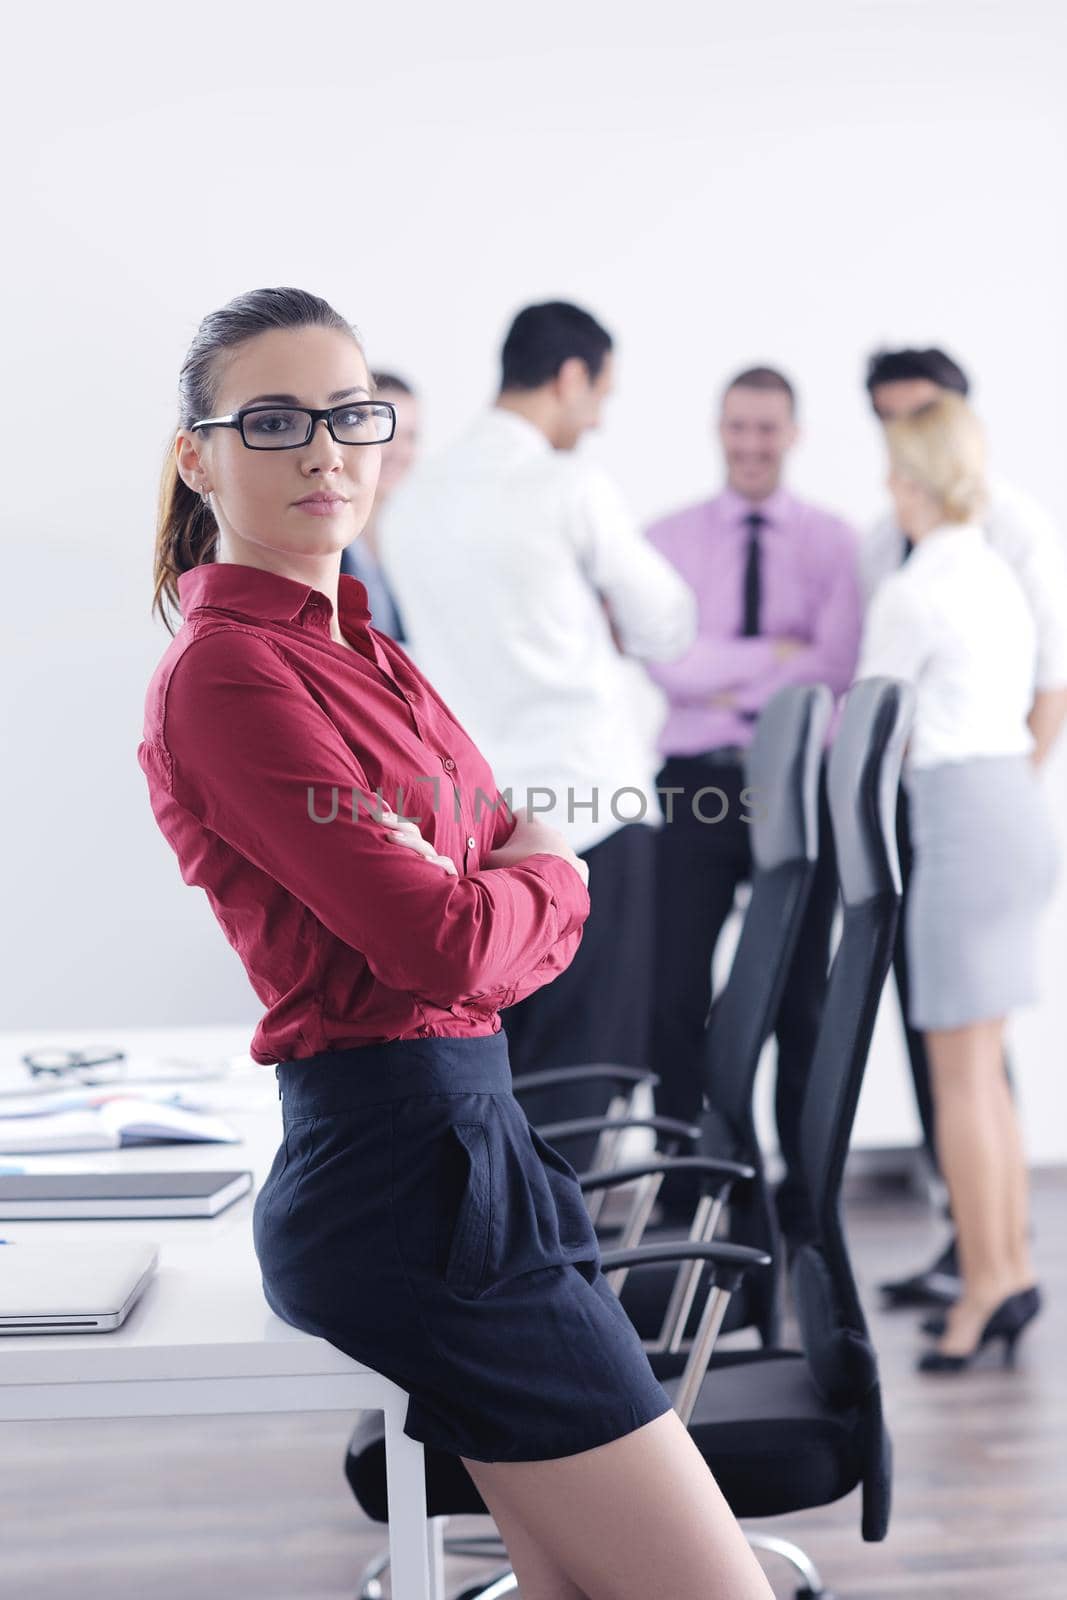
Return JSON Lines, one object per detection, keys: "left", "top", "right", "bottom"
{"left": 856, "top": 393, "right": 1055, "bottom": 1370}
{"left": 645, "top": 366, "right": 863, "bottom": 1238}
{"left": 379, "top": 301, "right": 696, "bottom": 1142}
{"left": 864, "top": 347, "right": 1067, "bottom": 1311}
{"left": 340, "top": 370, "right": 419, "bottom": 640}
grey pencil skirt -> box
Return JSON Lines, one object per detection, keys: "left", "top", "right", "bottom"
{"left": 905, "top": 754, "right": 1058, "bottom": 1030}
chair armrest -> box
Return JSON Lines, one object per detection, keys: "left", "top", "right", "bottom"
{"left": 587, "top": 1161, "right": 757, "bottom": 1349}
{"left": 576, "top": 1154, "right": 755, "bottom": 1193}
{"left": 596, "top": 1241, "right": 773, "bottom": 1426}
{"left": 579, "top": 1155, "right": 753, "bottom": 1277}
{"left": 538, "top": 1115, "right": 702, "bottom": 1145}
{"left": 598, "top": 1238, "right": 771, "bottom": 1287}
{"left": 511, "top": 1064, "right": 660, "bottom": 1094}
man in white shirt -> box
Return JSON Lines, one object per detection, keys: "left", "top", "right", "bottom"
{"left": 863, "top": 346, "right": 1067, "bottom": 1309}
{"left": 379, "top": 301, "right": 697, "bottom": 1130}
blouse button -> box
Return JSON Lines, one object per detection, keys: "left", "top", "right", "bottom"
{"left": 443, "top": 757, "right": 456, "bottom": 771}
{"left": 467, "top": 836, "right": 476, "bottom": 850}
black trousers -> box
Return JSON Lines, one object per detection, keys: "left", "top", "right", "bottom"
{"left": 650, "top": 754, "right": 839, "bottom": 1237}
{"left": 500, "top": 822, "right": 656, "bottom": 1167}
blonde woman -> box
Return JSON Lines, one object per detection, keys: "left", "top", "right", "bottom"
{"left": 857, "top": 393, "right": 1055, "bottom": 1372}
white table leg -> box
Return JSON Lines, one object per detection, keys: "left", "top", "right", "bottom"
{"left": 381, "top": 1388, "right": 433, "bottom": 1600}
{"left": 427, "top": 1517, "right": 446, "bottom": 1600}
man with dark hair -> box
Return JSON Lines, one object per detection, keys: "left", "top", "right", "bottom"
{"left": 864, "top": 346, "right": 969, "bottom": 403}
{"left": 645, "top": 365, "right": 863, "bottom": 1239}
{"left": 379, "top": 301, "right": 696, "bottom": 1129}
{"left": 500, "top": 301, "right": 614, "bottom": 394}
{"left": 339, "top": 369, "right": 419, "bottom": 641}
{"left": 863, "top": 344, "right": 1067, "bottom": 1309}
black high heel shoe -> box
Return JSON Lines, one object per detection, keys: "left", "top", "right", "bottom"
{"left": 922, "top": 1283, "right": 1042, "bottom": 1339}
{"left": 917, "top": 1285, "right": 1042, "bottom": 1372}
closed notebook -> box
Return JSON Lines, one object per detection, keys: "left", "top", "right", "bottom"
{"left": 0, "top": 1170, "right": 253, "bottom": 1219}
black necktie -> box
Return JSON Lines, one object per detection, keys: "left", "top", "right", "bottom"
{"left": 900, "top": 534, "right": 914, "bottom": 565}
{"left": 741, "top": 511, "right": 765, "bottom": 636}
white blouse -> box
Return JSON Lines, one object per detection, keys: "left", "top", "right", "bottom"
{"left": 856, "top": 522, "right": 1036, "bottom": 768}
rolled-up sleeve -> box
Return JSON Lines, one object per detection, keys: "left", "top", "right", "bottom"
{"left": 158, "top": 632, "right": 590, "bottom": 1006}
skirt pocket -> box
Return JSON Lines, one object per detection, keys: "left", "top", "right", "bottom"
{"left": 524, "top": 1119, "right": 599, "bottom": 1255}
{"left": 391, "top": 1095, "right": 601, "bottom": 1307}
{"left": 443, "top": 1121, "right": 494, "bottom": 1294}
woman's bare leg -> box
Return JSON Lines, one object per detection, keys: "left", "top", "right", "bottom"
{"left": 926, "top": 1019, "right": 1032, "bottom": 1354}
{"left": 458, "top": 1480, "right": 591, "bottom": 1600}
{"left": 990, "top": 1061, "right": 1037, "bottom": 1285}
{"left": 462, "top": 1408, "right": 773, "bottom": 1600}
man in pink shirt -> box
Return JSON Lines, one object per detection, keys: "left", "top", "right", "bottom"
{"left": 645, "top": 366, "right": 863, "bottom": 1240}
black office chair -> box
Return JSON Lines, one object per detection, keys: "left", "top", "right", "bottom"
{"left": 521, "top": 678, "right": 913, "bottom": 1598}
{"left": 346, "top": 680, "right": 918, "bottom": 1600}
{"left": 618, "top": 675, "right": 914, "bottom": 1596}
{"left": 546, "top": 682, "right": 832, "bottom": 1359}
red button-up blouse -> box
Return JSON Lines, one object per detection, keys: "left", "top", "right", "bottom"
{"left": 137, "top": 562, "right": 591, "bottom": 1066}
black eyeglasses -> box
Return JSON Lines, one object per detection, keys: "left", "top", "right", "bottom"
{"left": 190, "top": 401, "right": 397, "bottom": 450}
{"left": 21, "top": 1046, "right": 128, "bottom": 1084}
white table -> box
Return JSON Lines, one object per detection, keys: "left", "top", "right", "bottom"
{"left": 0, "top": 1024, "right": 446, "bottom": 1600}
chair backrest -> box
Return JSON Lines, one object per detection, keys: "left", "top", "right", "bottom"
{"left": 797, "top": 676, "right": 912, "bottom": 1232}
{"left": 747, "top": 681, "right": 831, "bottom": 873}
{"left": 788, "top": 675, "right": 913, "bottom": 1541}
{"left": 701, "top": 683, "right": 833, "bottom": 1139}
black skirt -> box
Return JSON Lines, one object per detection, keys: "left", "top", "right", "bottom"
{"left": 253, "top": 1030, "right": 672, "bottom": 1462}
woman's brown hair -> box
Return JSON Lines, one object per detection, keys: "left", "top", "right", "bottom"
{"left": 152, "top": 286, "right": 363, "bottom": 636}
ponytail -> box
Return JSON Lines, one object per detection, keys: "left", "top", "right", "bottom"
{"left": 151, "top": 449, "right": 218, "bottom": 637}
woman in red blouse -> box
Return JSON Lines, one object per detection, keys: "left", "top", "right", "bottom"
{"left": 139, "top": 286, "right": 773, "bottom": 1600}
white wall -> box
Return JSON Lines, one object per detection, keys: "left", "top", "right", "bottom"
{"left": 4, "top": 1, "right": 1065, "bottom": 1159}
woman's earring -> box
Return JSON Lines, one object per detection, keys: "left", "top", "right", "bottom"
{"left": 200, "top": 486, "right": 212, "bottom": 506}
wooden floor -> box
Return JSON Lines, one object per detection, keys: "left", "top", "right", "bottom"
{"left": 3, "top": 1171, "right": 1065, "bottom": 1600}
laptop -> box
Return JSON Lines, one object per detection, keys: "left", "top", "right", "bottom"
{"left": 0, "top": 1240, "right": 159, "bottom": 1334}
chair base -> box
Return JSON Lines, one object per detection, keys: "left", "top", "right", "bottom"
{"left": 358, "top": 1526, "right": 837, "bottom": 1600}
{"left": 746, "top": 1530, "right": 836, "bottom": 1598}
{"left": 356, "top": 1527, "right": 510, "bottom": 1600}
{"left": 355, "top": 1545, "right": 387, "bottom": 1600}
{"left": 453, "top": 1572, "right": 517, "bottom": 1600}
